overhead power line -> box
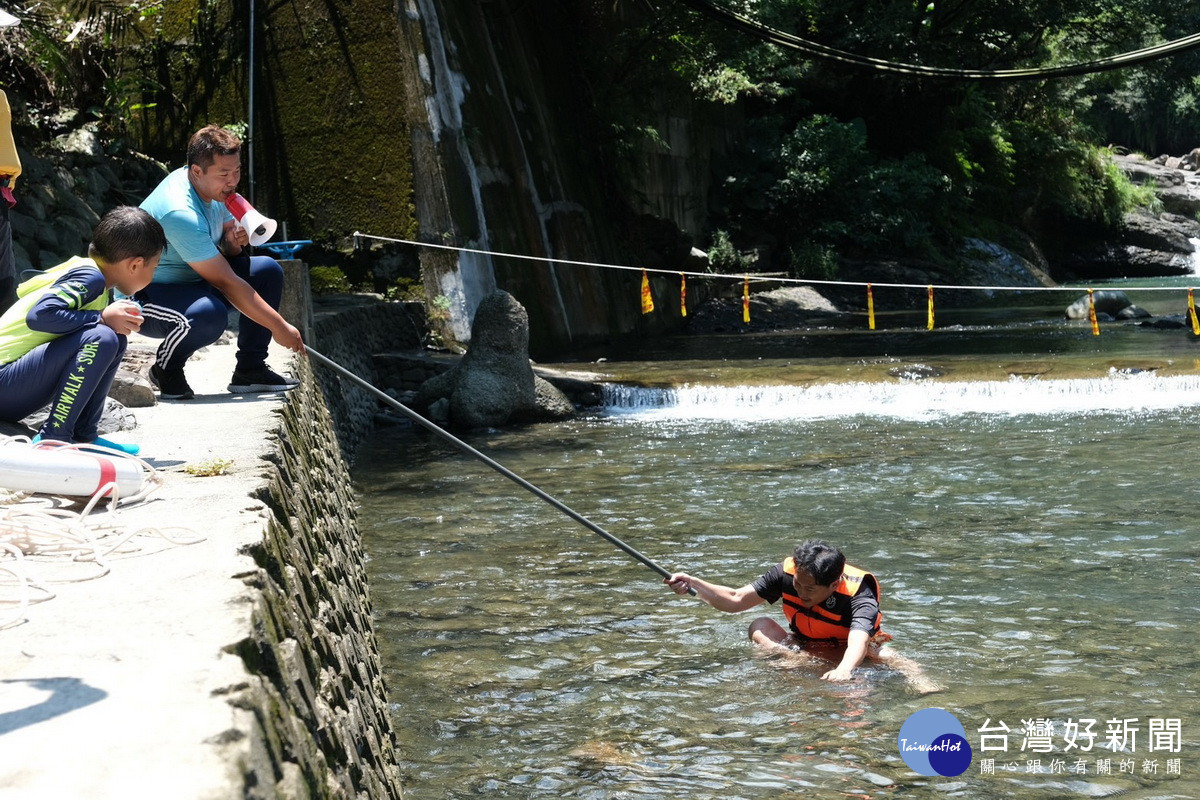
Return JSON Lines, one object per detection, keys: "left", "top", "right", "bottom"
{"left": 675, "top": 0, "right": 1200, "bottom": 80}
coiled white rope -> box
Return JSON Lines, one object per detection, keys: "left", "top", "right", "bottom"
{"left": 0, "top": 435, "right": 204, "bottom": 630}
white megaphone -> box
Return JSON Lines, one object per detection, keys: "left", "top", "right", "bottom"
{"left": 224, "top": 192, "right": 277, "bottom": 246}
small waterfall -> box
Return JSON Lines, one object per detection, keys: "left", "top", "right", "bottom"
{"left": 1190, "top": 238, "right": 1200, "bottom": 274}
{"left": 602, "top": 374, "right": 1200, "bottom": 421}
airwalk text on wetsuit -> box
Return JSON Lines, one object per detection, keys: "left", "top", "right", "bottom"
{"left": 50, "top": 341, "right": 100, "bottom": 430}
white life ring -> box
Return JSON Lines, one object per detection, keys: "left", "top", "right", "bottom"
{"left": 0, "top": 440, "right": 145, "bottom": 497}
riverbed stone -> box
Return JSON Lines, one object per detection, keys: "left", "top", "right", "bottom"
{"left": 1115, "top": 304, "right": 1151, "bottom": 320}
{"left": 1065, "top": 290, "right": 1133, "bottom": 319}
{"left": 109, "top": 368, "right": 156, "bottom": 408}
{"left": 412, "top": 289, "right": 576, "bottom": 428}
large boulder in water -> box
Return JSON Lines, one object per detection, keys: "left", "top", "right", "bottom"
{"left": 412, "top": 290, "right": 575, "bottom": 429}
{"left": 1065, "top": 290, "right": 1134, "bottom": 319}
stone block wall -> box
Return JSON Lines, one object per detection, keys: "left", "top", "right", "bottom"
{"left": 309, "top": 299, "right": 425, "bottom": 458}
{"left": 7, "top": 138, "right": 167, "bottom": 272}
{"left": 370, "top": 352, "right": 455, "bottom": 394}
{"left": 230, "top": 301, "right": 423, "bottom": 798}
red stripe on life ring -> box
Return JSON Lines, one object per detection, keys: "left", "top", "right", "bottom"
{"left": 62, "top": 447, "right": 120, "bottom": 497}
{"left": 95, "top": 455, "right": 117, "bottom": 496}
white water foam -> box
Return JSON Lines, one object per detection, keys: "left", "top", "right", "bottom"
{"left": 1190, "top": 237, "right": 1200, "bottom": 274}
{"left": 602, "top": 373, "right": 1200, "bottom": 421}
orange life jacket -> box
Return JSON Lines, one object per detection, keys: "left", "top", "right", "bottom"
{"left": 780, "top": 557, "right": 883, "bottom": 642}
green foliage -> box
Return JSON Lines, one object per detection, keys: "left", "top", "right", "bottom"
{"left": 707, "top": 229, "right": 755, "bottom": 273}
{"left": 1107, "top": 160, "right": 1162, "bottom": 215}
{"left": 0, "top": 0, "right": 243, "bottom": 152}
{"left": 635, "top": 0, "right": 1192, "bottom": 265}
{"left": 385, "top": 277, "right": 425, "bottom": 302}
{"left": 428, "top": 295, "right": 452, "bottom": 323}
{"left": 309, "top": 266, "right": 352, "bottom": 295}
{"left": 718, "top": 114, "right": 950, "bottom": 259}
{"left": 0, "top": 1, "right": 154, "bottom": 139}
{"left": 1006, "top": 124, "right": 1130, "bottom": 231}
{"left": 183, "top": 457, "right": 233, "bottom": 477}
{"left": 787, "top": 242, "right": 838, "bottom": 280}
{"left": 424, "top": 295, "right": 453, "bottom": 349}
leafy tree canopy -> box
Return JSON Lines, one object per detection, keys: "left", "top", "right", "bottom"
{"left": 579, "top": 0, "right": 1200, "bottom": 274}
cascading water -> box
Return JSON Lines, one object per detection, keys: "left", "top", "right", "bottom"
{"left": 1191, "top": 237, "right": 1200, "bottom": 274}
{"left": 601, "top": 373, "right": 1200, "bottom": 420}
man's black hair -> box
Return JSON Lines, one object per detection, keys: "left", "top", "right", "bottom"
{"left": 793, "top": 539, "right": 845, "bottom": 585}
{"left": 88, "top": 206, "right": 167, "bottom": 263}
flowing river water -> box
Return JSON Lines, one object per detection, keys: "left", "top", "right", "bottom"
{"left": 354, "top": 284, "right": 1200, "bottom": 799}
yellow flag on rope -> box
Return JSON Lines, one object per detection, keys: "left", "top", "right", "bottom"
{"left": 1087, "top": 288, "right": 1100, "bottom": 336}
{"left": 1189, "top": 288, "right": 1200, "bottom": 335}
{"left": 926, "top": 285, "right": 935, "bottom": 330}
{"left": 743, "top": 276, "right": 750, "bottom": 323}
{"left": 867, "top": 284, "right": 876, "bottom": 330}
{"left": 680, "top": 273, "right": 687, "bottom": 317}
{"left": 640, "top": 269, "right": 654, "bottom": 314}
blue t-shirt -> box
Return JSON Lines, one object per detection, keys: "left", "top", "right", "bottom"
{"left": 139, "top": 167, "right": 232, "bottom": 284}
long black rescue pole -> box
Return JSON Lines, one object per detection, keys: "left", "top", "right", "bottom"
{"left": 306, "top": 346, "right": 693, "bottom": 594}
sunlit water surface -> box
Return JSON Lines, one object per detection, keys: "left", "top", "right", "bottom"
{"left": 356, "top": 365, "right": 1199, "bottom": 799}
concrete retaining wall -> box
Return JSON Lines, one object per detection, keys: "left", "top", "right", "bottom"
{"left": 233, "top": 301, "right": 422, "bottom": 798}
{"left": 308, "top": 300, "right": 425, "bottom": 458}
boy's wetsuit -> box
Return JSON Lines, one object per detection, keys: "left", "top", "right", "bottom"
{"left": 0, "top": 259, "right": 125, "bottom": 443}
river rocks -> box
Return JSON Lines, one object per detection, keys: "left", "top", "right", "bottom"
{"left": 1052, "top": 155, "right": 1200, "bottom": 279}
{"left": 411, "top": 290, "right": 576, "bottom": 429}
{"left": 1123, "top": 211, "right": 1199, "bottom": 251}
{"left": 0, "top": 419, "right": 31, "bottom": 437}
{"left": 1063, "top": 290, "right": 1152, "bottom": 321}
{"left": 1114, "top": 153, "right": 1200, "bottom": 222}
{"left": 1057, "top": 211, "right": 1197, "bottom": 279}
{"left": 16, "top": 396, "right": 134, "bottom": 436}
{"left": 956, "top": 237, "right": 1055, "bottom": 291}
{"left": 108, "top": 369, "right": 156, "bottom": 408}
{"left": 5, "top": 138, "right": 167, "bottom": 274}
{"left": 1065, "top": 290, "right": 1134, "bottom": 319}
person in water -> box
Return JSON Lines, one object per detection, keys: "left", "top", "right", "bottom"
{"left": 0, "top": 206, "right": 166, "bottom": 453}
{"left": 665, "top": 538, "right": 939, "bottom": 692}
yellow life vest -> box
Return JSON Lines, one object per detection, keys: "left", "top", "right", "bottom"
{"left": 0, "top": 90, "right": 21, "bottom": 189}
{"left": 0, "top": 257, "right": 107, "bottom": 365}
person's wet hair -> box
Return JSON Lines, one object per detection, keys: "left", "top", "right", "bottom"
{"left": 793, "top": 539, "right": 845, "bottom": 585}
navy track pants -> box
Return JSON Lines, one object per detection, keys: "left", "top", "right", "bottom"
{"left": 133, "top": 254, "right": 283, "bottom": 372}
{"left": 0, "top": 324, "right": 126, "bottom": 442}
